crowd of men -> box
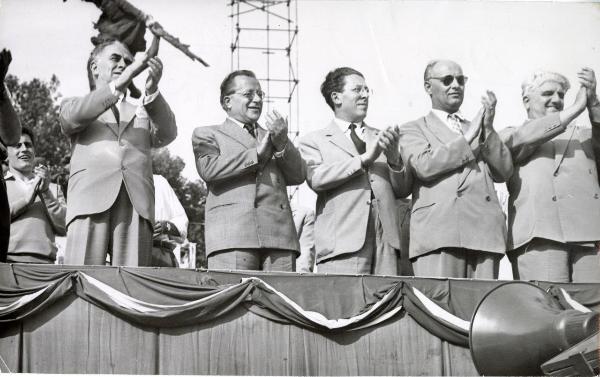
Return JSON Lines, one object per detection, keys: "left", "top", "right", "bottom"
{"left": 1, "top": 38, "right": 599, "bottom": 283}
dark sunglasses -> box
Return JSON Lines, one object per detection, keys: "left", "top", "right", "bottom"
{"left": 428, "top": 75, "right": 468, "bottom": 86}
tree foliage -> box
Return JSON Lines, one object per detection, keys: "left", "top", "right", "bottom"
{"left": 152, "top": 149, "right": 207, "bottom": 267}
{"left": 5, "top": 74, "right": 70, "bottom": 175}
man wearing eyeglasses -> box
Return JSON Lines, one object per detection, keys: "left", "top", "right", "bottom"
{"left": 398, "top": 59, "right": 513, "bottom": 279}
{"left": 298, "top": 67, "right": 412, "bottom": 275}
{"left": 499, "top": 69, "right": 600, "bottom": 282}
{"left": 192, "top": 70, "right": 305, "bottom": 271}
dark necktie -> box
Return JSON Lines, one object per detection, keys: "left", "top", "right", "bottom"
{"left": 243, "top": 123, "right": 256, "bottom": 138}
{"left": 110, "top": 104, "right": 120, "bottom": 125}
{"left": 349, "top": 123, "right": 366, "bottom": 154}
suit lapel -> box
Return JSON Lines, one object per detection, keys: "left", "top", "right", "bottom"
{"left": 117, "top": 101, "right": 137, "bottom": 138}
{"left": 425, "top": 111, "right": 475, "bottom": 189}
{"left": 424, "top": 111, "right": 459, "bottom": 145}
{"left": 554, "top": 124, "right": 577, "bottom": 173}
{"left": 97, "top": 109, "right": 119, "bottom": 137}
{"left": 325, "top": 121, "right": 359, "bottom": 156}
{"left": 219, "top": 119, "right": 257, "bottom": 149}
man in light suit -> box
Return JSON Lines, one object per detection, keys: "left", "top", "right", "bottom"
{"left": 291, "top": 202, "right": 316, "bottom": 272}
{"left": 500, "top": 69, "right": 600, "bottom": 282}
{"left": 192, "top": 70, "right": 305, "bottom": 271}
{"left": 399, "top": 59, "right": 513, "bottom": 279}
{"left": 299, "top": 67, "right": 412, "bottom": 275}
{"left": 60, "top": 36, "right": 177, "bottom": 266}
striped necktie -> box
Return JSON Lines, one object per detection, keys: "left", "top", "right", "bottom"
{"left": 447, "top": 114, "right": 463, "bottom": 135}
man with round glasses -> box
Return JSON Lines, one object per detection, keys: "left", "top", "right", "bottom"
{"left": 299, "top": 67, "right": 412, "bottom": 275}
{"left": 499, "top": 69, "right": 600, "bottom": 282}
{"left": 398, "top": 59, "right": 513, "bottom": 279}
{"left": 192, "top": 70, "right": 305, "bottom": 271}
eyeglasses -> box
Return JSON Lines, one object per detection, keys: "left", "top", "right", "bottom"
{"left": 230, "top": 89, "right": 265, "bottom": 100}
{"left": 348, "top": 86, "right": 373, "bottom": 95}
{"left": 428, "top": 75, "right": 468, "bottom": 86}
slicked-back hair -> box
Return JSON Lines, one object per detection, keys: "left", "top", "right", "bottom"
{"left": 219, "top": 70, "right": 257, "bottom": 110}
{"left": 521, "top": 71, "right": 571, "bottom": 99}
{"left": 86, "top": 39, "right": 123, "bottom": 91}
{"left": 20, "top": 126, "right": 35, "bottom": 147}
{"left": 424, "top": 60, "right": 441, "bottom": 82}
{"left": 320, "top": 67, "right": 364, "bottom": 111}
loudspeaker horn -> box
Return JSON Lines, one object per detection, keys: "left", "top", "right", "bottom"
{"left": 469, "top": 281, "right": 599, "bottom": 376}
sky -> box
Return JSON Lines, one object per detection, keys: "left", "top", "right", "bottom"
{"left": 2, "top": 0, "right": 599, "bottom": 278}
{"left": 1, "top": 0, "right": 600, "bottom": 203}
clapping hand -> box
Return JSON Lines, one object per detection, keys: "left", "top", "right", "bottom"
{"left": 34, "top": 164, "right": 50, "bottom": 194}
{"left": 115, "top": 35, "right": 161, "bottom": 93}
{"left": 265, "top": 109, "right": 288, "bottom": 152}
{"left": 378, "top": 125, "right": 402, "bottom": 168}
{"left": 481, "top": 90, "right": 497, "bottom": 135}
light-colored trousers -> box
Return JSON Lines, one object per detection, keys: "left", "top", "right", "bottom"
{"left": 208, "top": 248, "right": 296, "bottom": 271}
{"left": 509, "top": 238, "right": 600, "bottom": 283}
{"left": 412, "top": 248, "right": 501, "bottom": 279}
{"left": 65, "top": 184, "right": 153, "bottom": 266}
{"left": 317, "top": 199, "right": 401, "bottom": 275}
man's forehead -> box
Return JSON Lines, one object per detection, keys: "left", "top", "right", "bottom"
{"left": 343, "top": 74, "right": 366, "bottom": 87}
{"left": 18, "top": 134, "right": 32, "bottom": 144}
{"left": 537, "top": 80, "right": 566, "bottom": 92}
{"left": 99, "top": 42, "right": 133, "bottom": 59}
{"left": 432, "top": 61, "right": 463, "bottom": 76}
{"left": 233, "top": 75, "right": 260, "bottom": 89}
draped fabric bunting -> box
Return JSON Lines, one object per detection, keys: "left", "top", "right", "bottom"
{"left": 0, "top": 264, "right": 599, "bottom": 348}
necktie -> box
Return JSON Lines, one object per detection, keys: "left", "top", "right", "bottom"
{"left": 243, "top": 123, "right": 256, "bottom": 138}
{"left": 447, "top": 114, "right": 463, "bottom": 135}
{"left": 110, "top": 104, "right": 120, "bottom": 125}
{"left": 349, "top": 123, "right": 366, "bottom": 154}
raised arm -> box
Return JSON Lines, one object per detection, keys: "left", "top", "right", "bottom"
{"left": 0, "top": 49, "right": 21, "bottom": 146}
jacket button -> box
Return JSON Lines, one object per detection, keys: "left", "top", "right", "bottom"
{"left": 280, "top": 204, "right": 285, "bottom": 209}
{"left": 594, "top": 193, "right": 599, "bottom": 199}
{"left": 485, "top": 195, "right": 491, "bottom": 201}
{"left": 366, "top": 200, "right": 371, "bottom": 205}
{"left": 121, "top": 166, "right": 126, "bottom": 171}
{"left": 552, "top": 196, "right": 557, "bottom": 201}
{"left": 553, "top": 172, "right": 558, "bottom": 177}
{"left": 457, "top": 192, "right": 463, "bottom": 198}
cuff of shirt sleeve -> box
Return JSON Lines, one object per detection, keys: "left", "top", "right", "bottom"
{"left": 388, "top": 162, "right": 404, "bottom": 172}
{"left": 109, "top": 82, "right": 125, "bottom": 99}
{"left": 273, "top": 142, "right": 287, "bottom": 158}
{"left": 143, "top": 90, "right": 160, "bottom": 105}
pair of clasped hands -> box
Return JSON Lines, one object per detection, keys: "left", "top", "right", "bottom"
{"left": 256, "top": 109, "right": 289, "bottom": 165}
{"left": 23, "top": 164, "right": 50, "bottom": 206}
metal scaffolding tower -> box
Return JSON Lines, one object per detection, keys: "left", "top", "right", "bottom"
{"left": 228, "top": 0, "right": 300, "bottom": 199}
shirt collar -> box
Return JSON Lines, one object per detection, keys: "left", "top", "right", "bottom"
{"left": 431, "top": 108, "right": 465, "bottom": 122}
{"left": 334, "top": 118, "right": 364, "bottom": 133}
{"left": 4, "top": 169, "right": 35, "bottom": 183}
{"left": 228, "top": 117, "right": 255, "bottom": 129}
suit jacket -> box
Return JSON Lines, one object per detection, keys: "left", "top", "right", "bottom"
{"left": 399, "top": 111, "right": 512, "bottom": 259}
{"left": 192, "top": 119, "right": 305, "bottom": 255}
{"left": 298, "top": 121, "right": 412, "bottom": 263}
{"left": 60, "top": 85, "right": 177, "bottom": 225}
{"left": 500, "top": 113, "right": 600, "bottom": 249}
{"left": 292, "top": 204, "right": 316, "bottom": 272}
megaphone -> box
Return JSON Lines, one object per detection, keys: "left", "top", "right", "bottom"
{"left": 469, "top": 281, "right": 599, "bottom": 376}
